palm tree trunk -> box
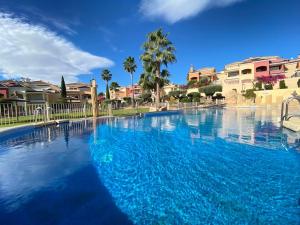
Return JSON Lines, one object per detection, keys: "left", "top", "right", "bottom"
{"left": 131, "top": 73, "right": 134, "bottom": 108}
{"left": 155, "top": 64, "right": 160, "bottom": 110}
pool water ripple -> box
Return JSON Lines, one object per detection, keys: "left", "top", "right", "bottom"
{"left": 90, "top": 110, "right": 300, "bottom": 225}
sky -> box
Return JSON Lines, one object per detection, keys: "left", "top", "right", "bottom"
{"left": 0, "top": 0, "right": 300, "bottom": 92}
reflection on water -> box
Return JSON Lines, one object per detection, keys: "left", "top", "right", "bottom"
{"left": 91, "top": 107, "right": 300, "bottom": 224}
{"left": 108, "top": 107, "right": 300, "bottom": 151}
{"left": 0, "top": 119, "right": 133, "bottom": 225}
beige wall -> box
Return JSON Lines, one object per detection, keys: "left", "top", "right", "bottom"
{"left": 284, "top": 61, "right": 299, "bottom": 78}
{"left": 254, "top": 88, "right": 300, "bottom": 105}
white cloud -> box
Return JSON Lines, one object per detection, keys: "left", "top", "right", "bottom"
{"left": 0, "top": 13, "right": 114, "bottom": 83}
{"left": 140, "top": 0, "right": 244, "bottom": 24}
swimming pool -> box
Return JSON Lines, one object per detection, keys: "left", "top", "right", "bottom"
{"left": 0, "top": 108, "right": 300, "bottom": 224}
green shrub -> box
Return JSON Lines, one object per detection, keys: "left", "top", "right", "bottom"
{"left": 243, "top": 89, "right": 256, "bottom": 99}
{"left": 279, "top": 80, "right": 287, "bottom": 89}
{"left": 199, "top": 77, "right": 209, "bottom": 87}
{"left": 193, "top": 96, "right": 201, "bottom": 102}
{"left": 123, "top": 97, "right": 132, "bottom": 104}
{"left": 179, "top": 97, "right": 192, "bottom": 103}
{"left": 138, "top": 92, "right": 152, "bottom": 103}
{"left": 168, "top": 90, "right": 186, "bottom": 99}
{"left": 297, "top": 79, "right": 300, "bottom": 88}
{"left": 199, "top": 85, "right": 222, "bottom": 96}
{"left": 264, "top": 83, "right": 273, "bottom": 90}
{"left": 255, "top": 82, "right": 263, "bottom": 90}
{"left": 187, "top": 80, "right": 197, "bottom": 87}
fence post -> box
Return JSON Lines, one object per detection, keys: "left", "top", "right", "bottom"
{"left": 45, "top": 101, "right": 50, "bottom": 122}
{"left": 108, "top": 103, "right": 112, "bottom": 117}
{"left": 91, "top": 79, "right": 98, "bottom": 118}
{"left": 84, "top": 102, "right": 87, "bottom": 118}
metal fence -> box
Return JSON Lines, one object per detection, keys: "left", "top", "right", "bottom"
{"left": 0, "top": 99, "right": 225, "bottom": 127}
{"left": 0, "top": 103, "right": 98, "bottom": 126}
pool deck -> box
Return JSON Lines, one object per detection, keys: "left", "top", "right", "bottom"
{"left": 283, "top": 117, "right": 300, "bottom": 132}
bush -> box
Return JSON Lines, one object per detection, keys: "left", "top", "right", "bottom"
{"left": 264, "top": 83, "right": 273, "bottom": 90}
{"left": 243, "top": 89, "right": 256, "bottom": 100}
{"left": 187, "top": 80, "right": 197, "bottom": 88}
{"left": 187, "top": 92, "right": 201, "bottom": 102}
{"left": 138, "top": 92, "right": 152, "bottom": 103}
{"left": 123, "top": 97, "right": 132, "bottom": 104}
{"left": 199, "top": 77, "right": 209, "bottom": 87}
{"left": 297, "top": 79, "right": 300, "bottom": 88}
{"left": 199, "top": 85, "right": 222, "bottom": 96}
{"left": 279, "top": 80, "right": 287, "bottom": 89}
{"left": 180, "top": 97, "right": 192, "bottom": 103}
{"left": 255, "top": 82, "right": 263, "bottom": 90}
{"left": 193, "top": 96, "right": 201, "bottom": 102}
{"left": 168, "top": 90, "right": 186, "bottom": 100}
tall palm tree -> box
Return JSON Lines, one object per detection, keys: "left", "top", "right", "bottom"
{"left": 101, "top": 69, "right": 112, "bottom": 100}
{"left": 140, "top": 28, "right": 176, "bottom": 109}
{"left": 123, "top": 56, "right": 137, "bottom": 107}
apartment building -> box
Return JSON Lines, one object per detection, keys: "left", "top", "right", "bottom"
{"left": 110, "top": 84, "right": 142, "bottom": 100}
{"left": 218, "top": 56, "right": 300, "bottom": 96}
{"left": 66, "top": 83, "right": 92, "bottom": 103}
{"left": 187, "top": 66, "right": 217, "bottom": 83}
{"left": 0, "top": 80, "right": 60, "bottom": 103}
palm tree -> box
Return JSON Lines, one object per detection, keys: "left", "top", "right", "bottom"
{"left": 101, "top": 69, "right": 112, "bottom": 100}
{"left": 140, "top": 28, "right": 176, "bottom": 109}
{"left": 110, "top": 82, "right": 120, "bottom": 91}
{"left": 123, "top": 56, "right": 137, "bottom": 107}
{"left": 138, "top": 65, "right": 170, "bottom": 102}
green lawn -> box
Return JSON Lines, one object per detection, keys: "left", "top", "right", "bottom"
{"left": 0, "top": 108, "right": 149, "bottom": 128}
{"left": 112, "top": 107, "right": 149, "bottom": 116}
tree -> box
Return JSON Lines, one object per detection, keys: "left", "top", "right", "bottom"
{"left": 279, "top": 80, "right": 287, "bottom": 89}
{"left": 298, "top": 79, "right": 300, "bottom": 88}
{"left": 264, "top": 83, "right": 273, "bottom": 90}
{"left": 199, "top": 85, "right": 222, "bottom": 96}
{"left": 101, "top": 69, "right": 112, "bottom": 100}
{"left": 140, "top": 28, "right": 176, "bottom": 109}
{"left": 123, "top": 56, "right": 137, "bottom": 107}
{"left": 110, "top": 82, "right": 120, "bottom": 91}
{"left": 61, "top": 76, "right": 67, "bottom": 100}
{"left": 243, "top": 89, "right": 256, "bottom": 102}
{"left": 255, "top": 81, "right": 263, "bottom": 90}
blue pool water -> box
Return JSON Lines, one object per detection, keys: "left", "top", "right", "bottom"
{"left": 0, "top": 108, "right": 300, "bottom": 224}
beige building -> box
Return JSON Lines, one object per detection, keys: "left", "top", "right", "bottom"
{"left": 110, "top": 85, "right": 142, "bottom": 100}
{"left": 163, "top": 84, "right": 181, "bottom": 95}
{"left": 219, "top": 60, "right": 255, "bottom": 96}
{"left": 188, "top": 66, "right": 217, "bottom": 83}
{"left": 66, "top": 83, "right": 92, "bottom": 103}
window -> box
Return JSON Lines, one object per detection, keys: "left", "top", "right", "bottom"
{"left": 228, "top": 71, "right": 239, "bottom": 77}
{"left": 270, "top": 66, "right": 281, "bottom": 71}
{"left": 241, "top": 69, "right": 252, "bottom": 75}
{"left": 256, "top": 66, "right": 267, "bottom": 72}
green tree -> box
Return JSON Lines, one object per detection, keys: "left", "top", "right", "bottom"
{"left": 243, "top": 89, "right": 256, "bottom": 102}
{"left": 279, "top": 80, "right": 287, "bottom": 89}
{"left": 140, "top": 28, "right": 176, "bottom": 108}
{"left": 60, "top": 76, "right": 67, "bottom": 100}
{"left": 101, "top": 69, "right": 112, "bottom": 100}
{"left": 123, "top": 56, "right": 137, "bottom": 107}
{"left": 138, "top": 66, "right": 170, "bottom": 95}
{"left": 297, "top": 79, "right": 300, "bottom": 88}
{"left": 199, "top": 85, "right": 222, "bottom": 96}
{"left": 255, "top": 81, "right": 263, "bottom": 90}
{"left": 264, "top": 83, "right": 273, "bottom": 90}
{"left": 110, "top": 82, "right": 120, "bottom": 91}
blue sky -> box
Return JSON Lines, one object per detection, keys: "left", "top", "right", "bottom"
{"left": 0, "top": 0, "right": 300, "bottom": 92}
